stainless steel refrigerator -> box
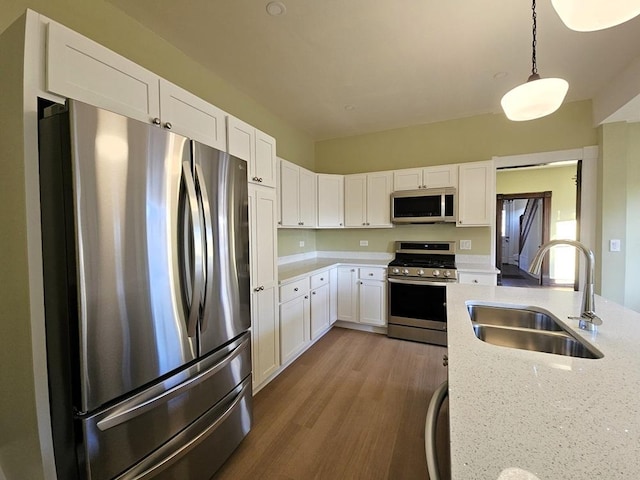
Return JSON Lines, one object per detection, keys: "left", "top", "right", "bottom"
{"left": 38, "top": 100, "right": 252, "bottom": 479}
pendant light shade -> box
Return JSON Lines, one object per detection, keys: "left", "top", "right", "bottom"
{"left": 501, "top": 75, "right": 569, "bottom": 121}
{"left": 501, "top": 0, "right": 569, "bottom": 121}
{"left": 551, "top": 0, "right": 640, "bottom": 32}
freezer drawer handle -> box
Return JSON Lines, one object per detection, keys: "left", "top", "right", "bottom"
{"left": 115, "top": 377, "right": 251, "bottom": 480}
{"left": 97, "top": 335, "right": 249, "bottom": 432}
{"left": 182, "top": 161, "right": 204, "bottom": 338}
{"left": 194, "top": 162, "right": 215, "bottom": 333}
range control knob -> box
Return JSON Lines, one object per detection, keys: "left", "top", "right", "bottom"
{"left": 433, "top": 269, "right": 441, "bottom": 277}
{"left": 402, "top": 268, "right": 410, "bottom": 276}
{"left": 392, "top": 268, "right": 400, "bottom": 275}
{"left": 417, "top": 269, "right": 425, "bottom": 276}
{"left": 444, "top": 270, "right": 451, "bottom": 278}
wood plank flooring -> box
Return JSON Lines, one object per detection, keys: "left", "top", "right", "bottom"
{"left": 213, "top": 327, "right": 449, "bottom": 480}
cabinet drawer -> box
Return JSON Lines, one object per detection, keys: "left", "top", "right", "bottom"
{"left": 279, "top": 277, "right": 309, "bottom": 303}
{"left": 310, "top": 271, "right": 329, "bottom": 289}
{"left": 458, "top": 272, "right": 497, "bottom": 286}
{"left": 359, "top": 267, "right": 386, "bottom": 281}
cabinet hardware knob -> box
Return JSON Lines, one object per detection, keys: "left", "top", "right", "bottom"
{"left": 473, "top": 280, "right": 478, "bottom": 283}
{"left": 312, "top": 291, "right": 316, "bottom": 295}
{"left": 278, "top": 221, "right": 282, "bottom": 225}
{"left": 258, "top": 178, "right": 263, "bottom": 183}
{"left": 164, "top": 122, "right": 172, "bottom": 130}
{"left": 152, "top": 117, "right": 161, "bottom": 125}
{"left": 443, "top": 354, "right": 448, "bottom": 367}
{"left": 339, "top": 223, "right": 343, "bottom": 226}
{"left": 351, "top": 269, "right": 355, "bottom": 272}
{"left": 294, "top": 287, "right": 299, "bottom": 291}
{"left": 304, "top": 295, "right": 308, "bottom": 299}
{"left": 260, "top": 285, "right": 265, "bottom": 291}
{"left": 320, "top": 278, "right": 324, "bottom": 281}
{"left": 368, "top": 273, "right": 373, "bottom": 276}
{"left": 362, "top": 222, "right": 366, "bottom": 225}
{"left": 359, "top": 281, "right": 363, "bottom": 284}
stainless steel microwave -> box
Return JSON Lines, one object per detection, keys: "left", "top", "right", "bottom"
{"left": 391, "top": 187, "right": 457, "bottom": 224}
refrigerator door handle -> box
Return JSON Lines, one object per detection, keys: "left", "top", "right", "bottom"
{"left": 194, "top": 162, "right": 215, "bottom": 333}
{"left": 182, "top": 161, "right": 204, "bottom": 338}
{"left": 97, "top": 334, "right": 249, "bottom": 432}
{"left": 114, "top": 377, "right": 251, "bottom": 480}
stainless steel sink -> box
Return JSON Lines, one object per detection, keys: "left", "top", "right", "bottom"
{"left": 467, "top": 303, "right": 603, "bottom": 359}
{"left": 467, "top": 304, "right": 564, "bottom": 331}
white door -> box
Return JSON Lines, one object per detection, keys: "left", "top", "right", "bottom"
{"left": 358, "top": 280, "right": 386, "bottom": 326}
{"left": 337, "top": 267, "right": 358, "bottom": 322}
{"left": 458, "top": 160, "right": 494, "bottom": 226}
{"left": 317, "top": 174, "right": 344, "bottom": 227}
{"left": 344, "top": 175, "right": 367, "bottom": 227}
{"left": 298, "top": 167, "right": 317, "bottom": 227}
{"left": 252, "top": 286, "right": 279, "bottom": 385}
{"left": 329, "top": 267, "right": 338, "bottom": 324}
{"left": 310, "top": 284, "right": 330, "bottom": 339}
{"left": 393, "top": 168, "right": 423, "bottom": 191}
{"left": 423, "top": 165, "right": 458, "bottom": 188}
{"left": 227, "top": 116, "right": 254, "bottom": 163}
{"left": 366, "top": 172, "right": 393, "bottom": 227}
{"left": 279, "top": 160, "right": 300, "bottom": 227}
{"left": 254, "top": 130, "right": 277, "bottom": 188}
{"left": 280, "top": 295, "right": 309, "bottom": 364}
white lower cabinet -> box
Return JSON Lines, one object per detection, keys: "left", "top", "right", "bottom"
{"left": 329, "top": 267, "right": 338, "bottom": 324}
{"left": 311, "top": 283, "right": 330, "bottom": 339}
{"left": 279, "top": 291, "right": 310, "bottom": 364}
{"left": 251, "top": 285, "right": 279, "bottom": 385}
{"left": 337, "top": 266, "right": 387, "bottom": 326}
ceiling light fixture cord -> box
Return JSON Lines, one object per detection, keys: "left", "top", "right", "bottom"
{"left": 531, "top": 0, "right": 537, "bottom": 76}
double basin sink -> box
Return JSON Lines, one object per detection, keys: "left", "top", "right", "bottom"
{"left": 467, "top": 303, "right": 603, "bottom": 359}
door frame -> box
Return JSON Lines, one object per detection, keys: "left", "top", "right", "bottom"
{"left": 496, "top": 192, "right": 552, "bottom": 285}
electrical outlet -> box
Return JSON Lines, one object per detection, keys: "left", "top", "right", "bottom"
{"left": 360, "top": 240, "right": 369, "bottom": 247}
{"left": 299, "top": 241, "right": 305, "bottom": 247}
{"left": 460, "top": 240, "right": 472, "bottom": 250}
{"left": 610, "top": 239, "right": 621, "bottom": 252}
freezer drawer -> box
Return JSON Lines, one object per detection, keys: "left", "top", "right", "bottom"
{"left": 117, "top": 376, "right": 252, "bottom": 479}
{"left": 80, "top": 333, "right": 251, "bottom": 480}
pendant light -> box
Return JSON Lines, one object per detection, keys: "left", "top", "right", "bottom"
{"left": 551, "top": 0, "right": 640, "bottom": 32}
{"left": 501, "top": 0, "right": 569, "bottom": 122}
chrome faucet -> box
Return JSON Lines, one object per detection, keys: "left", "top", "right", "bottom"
{"left": 528, "top": 239, "right": 602, "bottom": 331}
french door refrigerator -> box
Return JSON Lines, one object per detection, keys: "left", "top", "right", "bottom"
{"left": 38, "top": 100, "right": 252, "bottom": 479}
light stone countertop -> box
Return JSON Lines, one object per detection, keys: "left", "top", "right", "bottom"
{"left": 278, "top": 257, "right": 390, "bottom": 284}
{"left": 446, "top": 284, "right": 640, "bottom": 479}
{"left": 455, "top": 262, "right": 500, "bottom": 274}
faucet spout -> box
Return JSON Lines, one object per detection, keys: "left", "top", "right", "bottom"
{"left": 528, "top": 239, "right": 601, "bottom": 331}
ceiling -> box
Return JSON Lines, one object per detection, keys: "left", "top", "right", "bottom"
{"left": 107, "top": 0, "right": 640, "bottom": 140}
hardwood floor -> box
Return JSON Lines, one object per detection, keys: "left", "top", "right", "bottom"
{"left": 213, "top": 327, "right": 449, "bottom": 480}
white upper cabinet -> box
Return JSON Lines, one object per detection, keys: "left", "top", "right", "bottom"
{"left": 457, "top": 160, "right": 495, "bottom": 227}
{"left": 159, "top": 79, "right": 227, "bottom": 151}
{"left": 227, "top": 116, "right": 277, "bottom": 188}
{"left": 344, "top": 171, "right": 393, "bottom": 227}
{"left": 393, "top": 165, "right": 458, "bottom": 191}
{"left": 278, "top": 158, "right": 317, "bottom": 228}
{"left": 317, "top": 174, "right": 344, "bottom": 228}
{"left": 46, "top": 21, "right": 160, "bottom": 123}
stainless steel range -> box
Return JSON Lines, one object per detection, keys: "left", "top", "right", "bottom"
{"left": 387, "top": 241, "right": 457, "bottom": 346}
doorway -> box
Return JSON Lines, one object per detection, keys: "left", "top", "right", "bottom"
{"left": 496, "top": 192, "right": 551, "bottom": 286}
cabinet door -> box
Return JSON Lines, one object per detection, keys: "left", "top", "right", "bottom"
{"left": 423, "top": 165, "right": 458, "bottom": 188}
{"left": 358, "top": 280, "right": 387, "bottom": 326}
{"left": 458, "top": 160, "right": 495, "bottom": 226}
{"left": 298, "top": 167, "right": 317, "bottom": 228}
{"left": 344, "top": 175, "right": 367, "bottom": 227}
{"left": 337, "top": 267, "right": 358, "bottom": 322}
{"left": 366, "top": 171, "right": 393, "bottom": 227}
{"left": 159, "top": 79, "right": 227, "bottom": 151}
{"left": 393, "top": 168, "right": 423, "bottom": 191}
{"left": 280, "top": 294, "right": 310, "bottom": 364}
{"left": 252, "top": 286, "right": 279, "bottom": 386}
{"left": 317, "top": 174, "right": 344, "bottom": 228}
{"left": 279, "top": 160, "right": 300, "bottom": 227}
{"left": 329, "top": 267, "right": 338, "bottom": 324}
{"left": 227, "top": 116, "right": 254, "bottom": 163}
{"left": 249, "top": 185, "right": 278, "bottom": 291}
{"left": 46, "top": 21, "right": 160, "bottom": 123}
{"left": 255, "top": 130, "right": 277, "bottom": 188}
{"left": 310, "top": 284, "right": 330, "bottom": 339}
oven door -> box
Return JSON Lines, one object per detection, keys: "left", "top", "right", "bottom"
{"left": 387, "top": 277, "right": 448, "bottom": 330}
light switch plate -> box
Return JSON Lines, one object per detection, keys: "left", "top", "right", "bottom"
{"left": 460, "top": 240, "right": 472, "bottom": 250}
{"left": 610, "top": 239, "right": 621, "bottom": 252}
{"left": 360, "top": 240, "right": 369, "bottom": 247}
{"left": 299, "top": 241, "right": 305, "bottom": 247}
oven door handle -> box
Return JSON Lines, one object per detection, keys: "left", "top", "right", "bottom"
{"left": 388, "top": 277, "right": 454, "bottom": 287}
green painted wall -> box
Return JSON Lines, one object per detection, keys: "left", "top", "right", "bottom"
{"left": 599, "top": 122, "right": 640, "bottom": 311}
{"left": 315, "top": 100, "right": 596, "bottom": 174}
{"left": 278, "top": 229, "right": 318, "bottom": 257}
{"left": 0, "top": 1, "right": 315, "bottom": 169}
{"left": 0, "top": 15, "right": 45, "bottom": 480}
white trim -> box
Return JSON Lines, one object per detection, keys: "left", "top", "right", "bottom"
{"left": 492, "top": 146, "right": 598, "bottom": 290}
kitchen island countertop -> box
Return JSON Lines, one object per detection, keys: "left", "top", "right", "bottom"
{"left": 447, "top": 284, "right": 640, "bottom": 479}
